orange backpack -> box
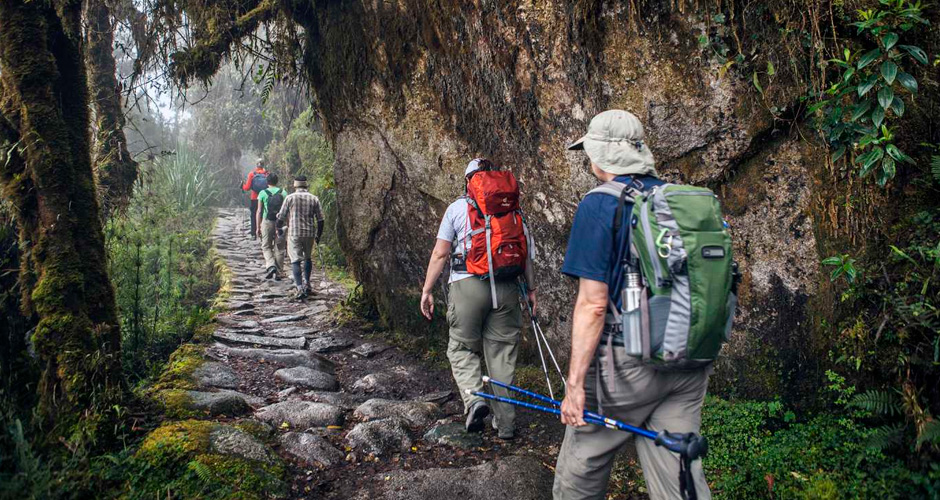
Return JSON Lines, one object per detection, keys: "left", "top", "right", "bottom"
{"left": 462, "top": 170, "right": 531, "bottom": 308}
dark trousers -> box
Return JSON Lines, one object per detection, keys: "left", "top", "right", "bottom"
{"left": 249, "top": 199, "right": 259, "bottom": 235}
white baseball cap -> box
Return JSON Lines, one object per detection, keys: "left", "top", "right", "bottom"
{"left": 465, "top": 158, "right": 486, "bottom": 177}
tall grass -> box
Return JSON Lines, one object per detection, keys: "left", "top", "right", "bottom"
{"left": 104, "top": 144, "right": 223, "bottom": 384}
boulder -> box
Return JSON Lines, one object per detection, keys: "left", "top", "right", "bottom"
{"left": 304, "top": 391, "right": 368, "bottom": 410}
{"left": 354, "top": 399, "right": 439, "bottom": 427}
{"left": 279, "top": 432, "right": 345, "bottom": 467}
{"left": 350, "top": 342, "right": 390, "bottom": 358}
{"left": 345, "top": 418, "right": 411, "bottom": 456}
{"left": 351, "top": 366, "right": 419, "bottom": 396}
{"left": 255, "top": 400, "right": 344, "bottom": 428}
{"left": 157, "top": 390, "right": 252, "bottom": 417}
{"left": 274, "top": 366, "right": 339, "bottom": 391}
{"left": 209, "top": 426, "right": 274, "bottom": 463}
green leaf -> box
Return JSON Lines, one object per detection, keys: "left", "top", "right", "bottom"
{"left": 843, "top": 68, "right": 855, "bottom": 82}
{"left": 881, "top": 32, "right": 899, "bottom": 50}
{"left": 831, "top": 145, "right": 846, "bottom": 163}
{"left": 879, "top": 156, "right": 896, "bottom": 185}
{"left": 886, "top": 144, "right": 915, "bottom": 164}
{"left": 872, "top": 106, "right": 885, "bottom": 128}
{"left": 821, "top": 256, "right": 843, "bottom": 266}
{"left": 880, "top": 61, "right": 898, "bottom": 84}
{"left": 752, "top": 72, "right": 763, "bottom": 94}
{"left": 857, "top": 75, "right": 878, "bottom": 96}
{"left": 848, "top": 390, "right": 902, "bottom": 416}
{"left": 899, "top": 45, "right": 928, "bottom": 65}
{"left": 878, "top": 86, "right": 895, "bottom": 109}
{"left": 830, "top": 267, "right": 844, "bottom": 281}
{"left": 858, "top": 48, "right": 882, "bottom": 69}
{"left": 896, "top": 72, "right": 918, "bottom": 93}
{"left": 851, "top": 100, "right": 872, "bottom": 121}
{"left": 767, "top": 61, "right": 775, "bottom": 76}
{"left": 916, "top": 420, "right": 940, "bottom": 448}
{"left": 806, "top": 100, "right": 829, "bottom": 114}
{"left": 890, "top": 97, "right": 905, "bottom": 117}
{"left": 931, "top": 155, "right": 940, "bottom": 183}
{"left": 858, "top": 147, "right": 885, "bottom": 176}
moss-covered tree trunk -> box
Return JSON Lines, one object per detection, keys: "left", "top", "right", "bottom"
{"left": 86, "top": 0, "right": 138, "bottom": 216}
{"left": 0, "top": 0, "right": 125, "bottom": 446}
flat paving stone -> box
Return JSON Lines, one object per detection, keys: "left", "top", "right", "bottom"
{"left": 255, "top": 400, "right": 344, "bottom": 428}
{"left": 351, "top": 366, "right": 418, "bottom": 395}
{"left": 304, "top": 391, "right": 368, "bottom": 410}
{"left": 216, "top": 318, "right": 260, "bottom": 329}
{"left": 308, "top": 336, "right": 354, "bottom": 353}
{"left": 225, "top": 301, "right": 255, "bottom": 311}
{"left": 261, "top": 314, "right": 307, "bottom": 324}
{"left": 267, "top": 326, "right": 317, "bottom": 338}
{"left": 232, "top": 309, "right": 257, "bottom": 317}
{"left": 274, "top": 366, "right": 339, "bottom": 391}
{"left": 209, "top": 426, "right": 275, "bottom": 463}
{"left": 214, "top": 330, "right": 306, "bottom": 349}
{"left": 280, "top": 432, "right": 345, "bottom": 467}
{"left": 354, "top": 399, "right": 440, "bottom": 428}
{"left": 350, "top": 342, "right": 390, "bottom": 358}
{"left": 423, "top": 423, "right": 483, "bottom": 449}
{"left": 192, "top": 361, "right": 239, "bottom": 389}
{"left": 212, "top": 345, "right": 334, "bottom": 372}
{"left": 353, "top": 456, "right": 552, "bottom": 500}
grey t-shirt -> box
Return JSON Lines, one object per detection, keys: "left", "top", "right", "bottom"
{"left": 436, "top": 198, "right": 474, "bottom": 284}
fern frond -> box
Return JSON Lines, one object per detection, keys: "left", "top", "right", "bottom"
{"left": 848, "top": 390, "right": 903, "bottom": 416}
{"left": 916, "top": 419, "right": 940, "bottom": 448}
{"left": 931, "top": 155, "right": 940, "bottom": 184}
{"left": 864, "top": 423, "right": 905, "bottom": 450}
{"left": 187, "top": 459, "right": 213, "bottom": 483}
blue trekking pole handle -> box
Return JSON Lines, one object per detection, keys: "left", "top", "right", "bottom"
{"left": 483, "top": 376, "right": 658, "bottom": 440}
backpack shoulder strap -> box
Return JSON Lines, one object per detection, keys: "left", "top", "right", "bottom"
{"left": 586, "top": 180, "right": 629, "bottom": 199}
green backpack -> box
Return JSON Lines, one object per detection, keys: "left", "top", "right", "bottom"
{"left": 590, "top": 181, "right": 740, "bottom": 369}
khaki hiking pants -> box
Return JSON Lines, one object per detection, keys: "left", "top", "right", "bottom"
{"left": 288, "top": 235, "right": 316, "bottom": 264}
{"left": 553, "top": 348, "right": 712, "bottom": 500}
{"left": 446, "top": 278, "right": 522, "bottom": 433}
{"left": 260, "top": 220, "right": 285, "bottom": 273}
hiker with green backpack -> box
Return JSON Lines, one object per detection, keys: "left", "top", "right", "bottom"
{"left": 256, "top": 172, "right": 286, "bottom": 280}
{"left": 553, "top": 110, "right": 739, "bottom": 500}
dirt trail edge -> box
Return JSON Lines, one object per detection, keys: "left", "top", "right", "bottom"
{"left": 207, "top": 209, "right": 560, "bottom": 499}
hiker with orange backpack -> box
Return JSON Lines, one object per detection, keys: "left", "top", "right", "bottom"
{"left": 420, "top": 158, "right": 537, "bottom": 439}
{"left": 242, "top": 158, "right": 269, "bottom": 240}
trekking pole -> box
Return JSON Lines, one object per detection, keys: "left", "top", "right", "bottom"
{"left": 469, "top": 382, "right": 707, "bottom": 500}
{"left": 518, "top": 281, "right": 567, "bottom": 392}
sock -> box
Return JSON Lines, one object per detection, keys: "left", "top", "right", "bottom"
{"left": 292, "top": 262, "right": 303, "bottom": 290}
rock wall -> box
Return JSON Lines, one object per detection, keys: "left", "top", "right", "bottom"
{"left": 304, "top": 1, "right": 834, "bottom": 398}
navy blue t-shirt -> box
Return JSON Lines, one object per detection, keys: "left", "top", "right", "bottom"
{"left": 562, "top": 175, "right": 664, "bottom": 341}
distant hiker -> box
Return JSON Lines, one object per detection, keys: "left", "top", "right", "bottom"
{"left": 242, "top": 158, "right": 269, "bottom": 240}
{"left": 256, "top": 172, "right": 286, "bottom": 280}
{"left": 554, "top": 109, "right": 735, "bottom": 499}
{"left": 277, "top": 175, "right": 324, "bottom": 299}
{"left": 419, "top": 158, "right": 537, "bottom": 439}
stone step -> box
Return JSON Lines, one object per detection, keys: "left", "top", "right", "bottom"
{"left": 214, "top": 330, "right": 306, "bottom": 349}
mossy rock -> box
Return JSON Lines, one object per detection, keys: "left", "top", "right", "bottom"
{"left": 152, "top": 344, "right": 207, "bottom": 391}
{"left": 127, "top": 420, "right": 286, "bottom": 499}
{"left": 154, "top": 389, "right": 252, "bottom": 419}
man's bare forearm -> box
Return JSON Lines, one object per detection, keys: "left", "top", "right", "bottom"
{"left": 423, "top": 253, "right": 447, "bottom": 293}
{"left": 567, "top": 283, "right": 607, "bottom": 387}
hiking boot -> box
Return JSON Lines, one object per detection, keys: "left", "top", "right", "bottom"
{"left": 492, "top": 416, "right": 515, "bottom": 440}
{"left": 272, "top": 273, "right": 282, "bottom": 282}
{"left": 265, "top": 267, "right": 277, "bottom": 279}
{"left": 465, "top": 401, "right": 490, "bottom": 433}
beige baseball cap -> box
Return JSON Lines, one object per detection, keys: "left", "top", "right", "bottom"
{"left": 567, "top": 109, "right": 657, "bottom": 176}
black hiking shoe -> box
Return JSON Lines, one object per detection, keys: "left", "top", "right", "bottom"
{"left": 265, "top": 267, "right": 277, "bottom": 279}
{"left": 465, "top": 401, "right": 490, "bottom": 433}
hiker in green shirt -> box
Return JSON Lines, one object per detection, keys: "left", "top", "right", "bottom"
{"left": 256, "top": 172, "right": 286, "bottom": 280}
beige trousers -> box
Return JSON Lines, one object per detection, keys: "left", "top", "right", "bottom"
{"left": 287, "top": 235, "right": 315, "bottom": 264}
{"left": 260, "top": 220, "right": 285, "bottom": 273}
{"left": 553, "top": 348, "right": 712, "bottom": 500}
{"left": 446, "top": 278, "right": 522, "bottom": 432}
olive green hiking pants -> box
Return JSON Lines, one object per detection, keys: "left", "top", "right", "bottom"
{"left": 446, "top": 278, "right": 522, "bottom": 432}
{"left": 553, "top": 348, "right": 712, "bottom": 500}
{"left": 260, "top": 220, "right": 285, "bottom": 273}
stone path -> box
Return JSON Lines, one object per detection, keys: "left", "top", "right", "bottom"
{"left": 192, "top": 209, "right": 559, "bottom": 499}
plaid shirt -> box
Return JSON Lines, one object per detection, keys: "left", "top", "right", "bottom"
{"left": 277, "top": 189, "right": 324, "bottom": 238}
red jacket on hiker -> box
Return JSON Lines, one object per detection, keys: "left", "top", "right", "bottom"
{"left": 242, "top": 166, "right": 267, "bottom": 200}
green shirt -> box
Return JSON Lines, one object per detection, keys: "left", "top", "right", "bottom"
{"left": 257, "top": 187, "right": 285, "bottom": 220}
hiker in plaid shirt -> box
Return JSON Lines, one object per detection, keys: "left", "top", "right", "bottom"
{"left": 276, "top": 176, "right": 324, "bottom": 299}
